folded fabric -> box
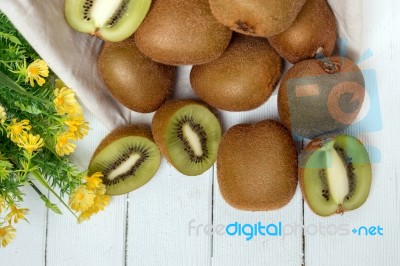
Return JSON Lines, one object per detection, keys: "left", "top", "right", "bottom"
{"left": 0, "top": 0, "right": 363, "bottom": 130}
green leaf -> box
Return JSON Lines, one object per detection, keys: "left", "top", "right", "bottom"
{"left": 40, "top": 194, "right": 62, "bottom": 214}
{"left": 0, "top": 32, "right": 22, "bottom": 45}
{"left": 15, "top": 101, "right": 43, "bottom": 115}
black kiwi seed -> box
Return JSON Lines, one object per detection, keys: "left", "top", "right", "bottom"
{"left": 107, "top": 0, "right": 130, "bottom": 27}
{"left": 319, "top": 169, "right": 330, "bottom": 201}
{"left": 82, "top": 0, "right": 94, "bottom": 21}
{"left": 175, "top": 115, "right": 209, "bottom": 163}
{"left": 102, "top": 145, "right": 150, "bottom": 186}
{"left": 334, "top": 146, "right": 357, "bottom": 200}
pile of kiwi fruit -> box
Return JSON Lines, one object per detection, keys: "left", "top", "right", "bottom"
{"left": 64, "top": 0, "right": 372, "bottom": 216}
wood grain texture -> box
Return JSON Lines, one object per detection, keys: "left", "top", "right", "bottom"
{"left": 304, "top": 1, "right": 400, "bottom": 266}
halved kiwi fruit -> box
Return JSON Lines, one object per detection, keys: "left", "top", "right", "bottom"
{"left": 88, "top": 125, "right": 161, "bottom": 196}
{"left": 217, "top": 120, "right": 298, "bottom": 211}
{"left": 64, "top": 0, "right": 151, "bottom": 42}
{"left": 152, "top": 100, "right": 222, "bottom": 176}
{"left": 278, "top": 56, "right": 365, "bottom": 139}
{"left": 299, "top": 135, "right": 372, "bottom": 216}
{"left": 190, "top": 34, "right": 282, "bottom": 111}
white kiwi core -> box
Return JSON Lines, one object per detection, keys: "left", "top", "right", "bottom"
{"left": 326, "top": 149, "right": 349, "bottom": 204}
{"left": 91, "top": 0, "right": 124, "bottom": 27}
{"left": 182, "top": 123, "right": 203, "bottom": 157}
{"left": 108, "top": 153, "right": 141, "bottom": 181}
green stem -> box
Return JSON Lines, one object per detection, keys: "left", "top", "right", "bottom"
{"left": 30, "top": 169, "right": 77, "bottom": 218}
{"left": 0, "top": 70, "right": 51, "bottom": 105}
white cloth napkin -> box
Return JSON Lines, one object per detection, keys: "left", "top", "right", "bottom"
{"left": 0, "top": 0, "right": 363, "bottom": 130}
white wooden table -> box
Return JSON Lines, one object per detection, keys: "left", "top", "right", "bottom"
{"left": 1, "top": 1, "right": 399, "bottom": 265}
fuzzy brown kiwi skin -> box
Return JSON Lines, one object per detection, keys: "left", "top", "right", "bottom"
{"left": 134, "top": 0, "right": 232, "bottom": 66}
{"left": 278, "top": 56, "right": 365, "bottom": 135}
{"left": 97, "top": 38, "right": 175, "bottom": 113}
{"left": 209, "top": 0, "right": 306, "bottom": 37}
{"left": 268, "top": 0, "right": 337, "bottom": 64}
{"left": 151, "top": 99, "right": 219, "bottom": 166}
{"left": 190, "top": 34, "right": 283, "bottom": 111}
{"left": 217, "top": 120, "right": 298, "bottom": 211}
{"left": 90, "top": 124, "right": 155, "bottom": 164}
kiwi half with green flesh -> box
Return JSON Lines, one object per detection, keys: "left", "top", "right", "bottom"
{"left": 98, "top": 38, "right": 175, "bottom": 113}
{"left": 209, "top": 0, "right": 306, "bottom": 37}
{"left": 152, "top": 100, "right": 222, "bottom": 176}
{"left": 64, "top": 0, "right": 151, "bottom": 42}
{"left": 268, "top": 0, "right": 337, "bottom": 64}
{"left": 134, "top": 0, "right": 232, "bottom": 65}
{"left": 217, "top": 120, "right": 298, "bottom": 211}
{"left": 190, "top": 34, "right": 282, "bottom": 111}
{"left": 278, "top": 56, "right": 365, "bottom": 139}
{"left": 299, "top": 135, "right": 372, "bottom": 216}
{"left": 88, "top": 125, "right": 161, "bottom": 196}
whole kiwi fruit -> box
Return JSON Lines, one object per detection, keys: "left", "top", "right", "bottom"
{"left": 88, "top": 125, "right": 161, "bottom": 196}
{"left": 217, "top": 120, "right": 298, "bottom": 211}
{"left": 134, "top": 0, "right": 232, "bottom": 65}
{"left": 152, "top": 100, "right": 222, "bottom": 176}
{"left": 278, "top": 56, "right": 365, "bottom": 139}
{"left": 299, "top": 134, "right": 372, "bottom": 216}
{"left": 209, "top": 0, "right": 306, "bottom": 37}
{"left": 98, "top": 38, "right": 176, "bottom": 113}
{"left": 190, "top": 34, "right": 282, "bottom": 111}
{"left": 268, "top": 0, "right": 337, "bottom": 64}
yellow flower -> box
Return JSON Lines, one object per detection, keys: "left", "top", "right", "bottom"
{"left": 53, "top": 87, "right": 82, "bottom": 115}
{"left": 77, "top": 208, "right": 95, "bottom": 223}
{"left": 25, "top": 59, "right": 49, "bottom": 87}
{"left": 55, "top": 79, "right": 66, "bottom": 89}
{"left": 16, "top": 132, "right": 44, "bottom": 154}
{"left": 65, "top": 115, "right": 89, "bottom": 139}
{"left": 5, "top": 205, "right": 29, "bottom": 224}
{"left": 93, "top": 194, "right": 110, "bottom": 212}
{"left": 0, "top": 225, "right": 16, "bottom": 248}
{"left": 0, "top": 196, "right": 5, "bottom": 213}
{"left": 0, "top": 106, "right": 6, "bottom": 124}
{"left": 69, "top": 185, "right": 95, "bottom": 212}
{"left": 76, "top": 194, "right": 110, "bottom": 223}
{"left": 55, "top": 132, "right": 76, "bottom": 156}
{"left": 93, "top": 183, "right": 107, "bottom": 196}
{"left": 84, "top": 172, "right": 103, "bottom": 191}
{"left": 6, "top": 119, "right": 31, "bottom": 143}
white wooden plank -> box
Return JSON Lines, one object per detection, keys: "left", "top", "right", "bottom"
{"left": 304, "top": 1, "right": 400, "bottom": 265}
{"left": 212, "top": 96, "right": 304, "bottom": 266}
{"left": 126, "top": 66, "right": 213, "bottom": 266}
{"left": 0, "top": 186, "right": 47, "bottom": 266}
{"left": 46, "top": 109, "right": 127, "bottom": 266}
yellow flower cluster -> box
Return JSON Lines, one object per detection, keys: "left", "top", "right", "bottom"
{"left": 0, "top": 197, "right": 29, "bottom": 248}
{"left": 68, "top": 172, "right": 110, "bottom": 223}
{"left": 6, "top": 119, "right": 44, "bottom": 154}
{"left": 53, "top": 80, "right": 89, "bottom": 156}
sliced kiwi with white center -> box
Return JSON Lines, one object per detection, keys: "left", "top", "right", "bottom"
{"left": 64, "top": 0, "right": 151, "bottom": 42}
{"left": 88, "top": 125, "right": 161, "bottom": 196}
{"left": 152, "top": 100, "right": 222, "bottom": 176}
{"left": 300, "top": 135, "right": 372, "bottom": 216}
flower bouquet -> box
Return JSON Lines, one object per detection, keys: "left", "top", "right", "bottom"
{"left": 0, "top": 13, "right": 109, "bottom": 248}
